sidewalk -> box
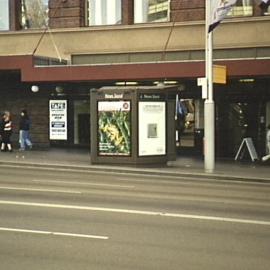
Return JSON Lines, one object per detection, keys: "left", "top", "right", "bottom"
{"left": 0, "top": 148, "right": 269, "bottom": 182}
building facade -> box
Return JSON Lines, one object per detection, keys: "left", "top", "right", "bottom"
{"left": 0, "top": 0, "right": 270, "bottom": 158}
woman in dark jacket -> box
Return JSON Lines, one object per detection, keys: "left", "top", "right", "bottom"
{"left": 19, "top": 109, "right": 32, "bottom": 151}
{"left": 1, "top": 111, "right": 13, "bottom": 152}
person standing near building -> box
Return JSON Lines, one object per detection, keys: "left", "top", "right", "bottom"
{"left": 0, "top": 112, "right": 4, "bottom": 146}
{"left": 19, "top": 109, "right": 32, "bottom": 151}
{"left": 262, "top": 124, "right": 270, "bottom": 162}
{"left": 0, "top": 111, "right": 13, "bottom": 152}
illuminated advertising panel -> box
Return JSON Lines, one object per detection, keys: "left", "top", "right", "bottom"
{"left": 138, "top": 101, "right": 166, "bottom": 156}
{"left": 98, "top": 101, "right": 131, "bottom": 156}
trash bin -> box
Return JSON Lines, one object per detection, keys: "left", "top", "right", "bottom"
{"left": 194, "top": 128, "right": 204, "bottom": 155}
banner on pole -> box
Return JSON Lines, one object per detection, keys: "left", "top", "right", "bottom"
{"left": 260, "top": 0, "right": 270, "bottom": 10}
{"left": 209, "top": 0, "right": 237, "bottom": 33}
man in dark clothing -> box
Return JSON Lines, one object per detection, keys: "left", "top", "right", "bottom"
{"left": 0, "top": 112, "right": 3, "bottom": 145}
{"left": 19, "top": 109, "right": 32, "bottom": 151}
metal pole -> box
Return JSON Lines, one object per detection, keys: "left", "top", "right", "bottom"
{"left": 204, "top": 0, "right": 215, "bottom": 173}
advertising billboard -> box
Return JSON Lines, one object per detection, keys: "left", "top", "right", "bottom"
{"left": 49, "top": 100, "right": 67, "bottom": 140}
{"left": 138, "top": 101, "right": 166, "bottom": 156}
{"left": 98, "top": 101, "right": 131, "bottom": 156}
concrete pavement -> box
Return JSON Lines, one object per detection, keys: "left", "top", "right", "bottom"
{"left": 0, "top": 148, "right": 269, "bottom": 182}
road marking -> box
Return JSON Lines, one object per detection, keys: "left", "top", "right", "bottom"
{"left": 0, "top": 164, "right": 270, "bottom": 186}
{"left": 0, "top": 186, "right": 81, "bottom": 194}
{"left": 32, "top": 179, "right": 135, "bottom": 189}
{"left": 0, "top": 227, "right": 108, "bottom": 240}
{"left": 0, "top": 200, "right": 269, "bottom": 226}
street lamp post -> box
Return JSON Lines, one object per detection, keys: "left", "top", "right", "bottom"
{"left": 204, "top": 0, "right": 215, "bottom": 173}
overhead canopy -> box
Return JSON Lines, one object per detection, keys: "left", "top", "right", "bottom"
{"left": 0, "top": 55, "right": 269, "bottom": 83}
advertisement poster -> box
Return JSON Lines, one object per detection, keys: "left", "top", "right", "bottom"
{"left": 49, "top": 100, "right": 67, "bottom": 140}
{"left": 138, "top": 101, "right": 166, "bottom": 156}
{"left": 98, "top": 101, "right": 131, "bottom": 156}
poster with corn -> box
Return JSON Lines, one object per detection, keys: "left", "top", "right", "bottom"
{"left": 98, "top": 101, "right": 131, "bottom": 156}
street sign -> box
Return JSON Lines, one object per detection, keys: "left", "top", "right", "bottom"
{"left": 213, "top": 65, "right": 227, "bottom": 84}
{"left": 235, "top": 137, "right": 259, "bottom": 162}
{"left": 197, "top": 77, "right": 208, "bottom": 99}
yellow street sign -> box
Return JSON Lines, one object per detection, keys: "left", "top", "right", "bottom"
{"left": 213, "top": 65, "right": 227, "bottom": 84}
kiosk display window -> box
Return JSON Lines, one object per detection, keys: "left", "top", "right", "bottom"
{"left": 138, "top": 101, "right": 166, "bottom": 156}
{"left": 98, "top": 101, "right": 131, "bottom": 156}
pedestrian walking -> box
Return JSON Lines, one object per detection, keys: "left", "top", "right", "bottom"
{"left": 19, "top": 109, "right": 32, "bottom": 151}
{"left": 0, "top": 111, "right": 13, "bottom": 152}
{"left": 0, "top": 112, "right": 3, "bottom": 145}
{"left": 262, "top": 124, "right": 270, "bottom": 162}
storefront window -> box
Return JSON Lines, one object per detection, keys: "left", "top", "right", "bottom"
{"left": 134, "top": 0, "right": 169, "bottom": 23}
{"left": 266, "top": 6, "right": 270, "bottom": 15}
{"left": 21, "top": 0, "right": 48, "bottom": 29}
{"left": 87, "top": 0, "right": 122, "bottom": 26}
{"left": 0, "top": 0, "right": 9, "bottom": 31}
{"left": 228, "top": 0, "right": 253, "bottom": 17}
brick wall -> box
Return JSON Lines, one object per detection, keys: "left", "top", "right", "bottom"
{"left": 122, "top": 0, "right": 134, "bottom": 25}
{"left": 49, "top": 0, "right": 205, "bottom": 28}
{"left": 171, "top": 0, "right": 205, "bottom": 22}
{"left": 49, "top": 0, "right": 86, "bottom": 28}
{"left": 0, "top": 87, "right": 50, "bottom": 149}
{"left": 48, "top": 0, "right": 265, "bottom": 29}
{"left": 10, "top": 0, "right": 21, "bottom": 30}
{"left": 49, "top": 0, "right": 134, "bottom": 27}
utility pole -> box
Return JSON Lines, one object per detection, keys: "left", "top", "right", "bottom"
{"left": 204, "top": 0, "right": 215, "bottom": 173}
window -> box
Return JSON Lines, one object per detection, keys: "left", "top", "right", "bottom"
{"left": 266, "top": 5, "right": 270, "bottom": 15}
{"left": 134, "top": 0, "right": 169, "bottom": 23}
{"left": 0, "top": 0, "right": 9, "bottom": 30}
{"left": 87, "top": 0, "right": 122, "bottom": 26}
{"left": 21, "top": 0, "right": 48, "bottom": 29}
{"left": 228, "top": 0, "right": 253, "bottom": 17}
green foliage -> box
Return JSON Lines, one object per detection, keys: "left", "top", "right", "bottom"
{"left": 98, "top": 111, "right": 131, "bottom": 155}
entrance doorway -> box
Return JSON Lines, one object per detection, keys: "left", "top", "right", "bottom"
{"left": 176, "top": 98, "right": 195, "bottom": 148}
{"left": 74, "top": 100, "right": 90, "bottom": 146}
{"left": 216, "top": 102, "right": 260, "bottom": 158}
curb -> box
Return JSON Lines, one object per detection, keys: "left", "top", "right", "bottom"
{"left": 1, "top": 160, "right": 270, "bottom": 184}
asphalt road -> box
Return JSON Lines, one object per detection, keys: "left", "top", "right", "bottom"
{"left": 0, "top": 165, "right": 269, "bottom": 270}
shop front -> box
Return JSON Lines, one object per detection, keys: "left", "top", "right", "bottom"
{"left": 0, "top": 55, "right": 270, "bottom": 160}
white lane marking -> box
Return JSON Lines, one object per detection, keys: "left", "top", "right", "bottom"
{"left": 32, "top": 179, "right": 135, "bottom": 189}
{"left": 0, "top": 200, "right": 269, "bottom": 226}
{"left": 0, "top": 186, "right": 81, "bottom": 194}
{"left": 0, "top": 227, "right": 108, "bottom": 240}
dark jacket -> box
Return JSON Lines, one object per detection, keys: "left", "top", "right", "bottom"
{"left": 19, "top": 116, "right": 31, "bottom": 131}
{"left": 0, "top": 119, "right": 3, "bottom": 136}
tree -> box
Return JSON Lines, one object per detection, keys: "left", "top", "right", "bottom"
{"left": 21, "top": 0, "right": 48, "bottom": 29}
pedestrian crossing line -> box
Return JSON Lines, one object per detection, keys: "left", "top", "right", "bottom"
{"left": 0, "top": 200, "right": 270, "bottom": 226}
{"left": 0, "top": 227, "right": 109, "bottom": 240}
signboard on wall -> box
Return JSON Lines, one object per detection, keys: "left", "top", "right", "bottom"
{"left": 49, "top": 100, "right": 67, "bottom": 140}
{"left": 138, "top": 101, "right": 166, "bottom": 156}
{"left": 98, "top": 101, "right": 131, "bottom": 156}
